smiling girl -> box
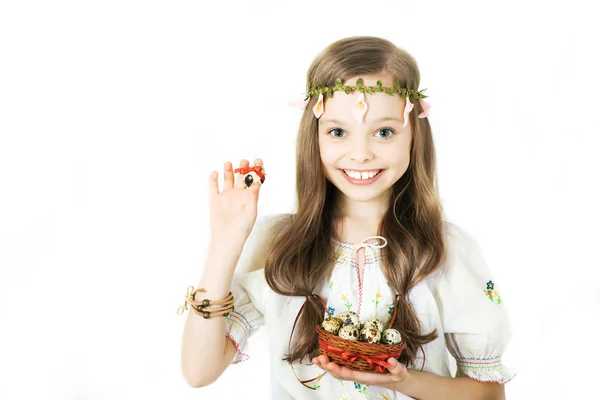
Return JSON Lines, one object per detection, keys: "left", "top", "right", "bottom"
{"left": 180, "top": 36, "right": 515, "bottom": 399}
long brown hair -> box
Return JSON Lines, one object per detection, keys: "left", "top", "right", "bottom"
{"left": 264, "top": 36, "right": 447, "bottom": 368}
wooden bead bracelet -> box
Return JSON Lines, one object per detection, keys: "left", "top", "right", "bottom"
{"left": 177, "top": 286, "right": 235, "bottom": 319}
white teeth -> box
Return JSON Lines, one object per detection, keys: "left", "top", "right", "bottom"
{"left": 343, "top": 170, "right": 381, "bottom": 180}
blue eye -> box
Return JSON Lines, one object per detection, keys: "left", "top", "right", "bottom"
{"left": 375, "top": 128, "right": 395, "bottom": 139}
{"left": 327, "top": 128, "right": 346, "bottom": 138}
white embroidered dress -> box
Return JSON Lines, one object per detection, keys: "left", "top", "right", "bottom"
{"left": 224, "top": 214, "right": 515, "bottom": 400}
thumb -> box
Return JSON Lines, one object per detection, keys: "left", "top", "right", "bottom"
{"left": 386, "top": 357, "right": 407, "bottom": 376}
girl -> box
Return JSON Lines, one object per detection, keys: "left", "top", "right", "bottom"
{"left": 180, "top": 36, "right": 515, "bottom": 399}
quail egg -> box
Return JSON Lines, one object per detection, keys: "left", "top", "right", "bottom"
{"left": 338, "top": 324, "right": 360, "bottom": 341}
{"left": 381, "top": 328, "right": 402, "bottom": 345}
{"left": 336, "top": 311, "right": 360, "bottom": 328}
{"left": 362, "top": 318, "right": 383, "bottom": 332}
{"left": 321, "top": 317, "right": 343, "bottom": 335}
{"left": 360, "top": 327, "right": 381, "bottom": 344}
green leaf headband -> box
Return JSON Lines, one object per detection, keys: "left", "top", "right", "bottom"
{"left": 306, "top": 78, "right": 429, "bottom": 100}
{"left": 295, "top": 78, "right": 431, "bottom": 127}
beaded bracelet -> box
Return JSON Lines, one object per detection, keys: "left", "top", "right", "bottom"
{"left": 177, "top": 286, "right": 235, "bottom": 319}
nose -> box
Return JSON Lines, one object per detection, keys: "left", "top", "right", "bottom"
{"left": 349, "top": 135, "right": 374, "bottom": 163}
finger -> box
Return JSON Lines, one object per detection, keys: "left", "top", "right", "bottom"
{"left": 247, "top": 181, "right": 261, "bottom": 203}
{"left": 208, "top": 171, "right": 219, "bottom": 195}
{"left": 341, "top": 359, "right": 405, "bottom": 386}
{"left": 223, "top": 162, "right": 234, "bottom": 190}
{"left": 386, "top": 357, "right": 407, "bottom": 376}
{"left": 234, "top": 159, "right": 250, "bottom": 188}
{"left": 322, "top": 361, "right": 354, "bottom": 381}
{"left": 324, "top": 361, "right": 343, "bottom": 375}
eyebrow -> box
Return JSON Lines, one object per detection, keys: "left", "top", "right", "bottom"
{"left": 319, "top": 118, "right": 344, "bottom": 126}
{"left": 319, "top": 117, "right": 404, "bottom": 126}
{"left": 371, "top": 117, "right": 404, "bottom": 124}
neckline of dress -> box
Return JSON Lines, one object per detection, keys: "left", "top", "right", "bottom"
{"left": 330, "top": 237, "right": 387, "bottom": 250}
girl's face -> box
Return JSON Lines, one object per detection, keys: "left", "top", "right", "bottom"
{"left": 318, "top": 74, "right": 412, "bottom": 206}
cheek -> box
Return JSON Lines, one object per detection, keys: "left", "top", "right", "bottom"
{"left": 382, "top": 144, "right": 411, "bottom": 169}
{"left": 318, "top": 143, "right": 338, "bottom": 167}
{"left": 397, "top": 152, "right": 411, "bottom": 171}
{"left": 318, "top": 150, "right": 341, "bottom": 181}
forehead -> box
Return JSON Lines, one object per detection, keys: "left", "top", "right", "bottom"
{"left": 322, "top": 75, "right": 405, "bottom": 121}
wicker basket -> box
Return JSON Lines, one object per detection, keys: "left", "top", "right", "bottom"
{"left": 315, "top": 323, "right": 406, "bottom": 373}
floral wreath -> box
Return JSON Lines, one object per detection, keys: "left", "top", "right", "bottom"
{"left": 291, "top": 78, "right": 431, "bottom": 127}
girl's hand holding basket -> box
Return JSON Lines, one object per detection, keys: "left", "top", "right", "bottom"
{"left": 310, "top": 296, "right": 408, "bottom": 386}
{"left": 312, "top": 352, "right": 409, "bottom": 388}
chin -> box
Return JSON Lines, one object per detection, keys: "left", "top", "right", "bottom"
{"left": 343, "top": 190, "right": 390, "bottom": 203}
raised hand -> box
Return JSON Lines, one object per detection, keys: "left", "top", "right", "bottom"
{"left": 208, "top": 158, "right": 263, "bottom": 246}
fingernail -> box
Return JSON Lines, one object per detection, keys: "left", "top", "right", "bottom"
{"left": 389, "top": 358, "right": 397, "bottom": 366}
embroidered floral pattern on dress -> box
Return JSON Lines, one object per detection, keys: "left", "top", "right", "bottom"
{"left": 225, "top": 333, "right": 249, "bottom": 363}
{"left": 372, "top": 292, "right": 382, "bottom": 315}
{"left": 332, "top": 240, "right": 385, "bottom": 266}
{"left": 354, "top": 382, "right": 367, "bottom": 395}
{"left": 484, "top": 280, "right": 502, "bottom": 304}
{"left": 456, "top": 356, "right": 515, "bottom": 383}
{"left": 225, "top": 311, "right": 253, "bottom": 363}
{"left": 328, "top": 306, "right": 336, "bottom": 316}
{"left": 341, "top": 294, "right": 353, "bottom": 311}
{"left": 355, "top": 248, "right": 366, "bottom": 316}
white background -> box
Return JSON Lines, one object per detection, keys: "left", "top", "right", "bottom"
{"left": 1, "top": 1, "right": 598, "bottom": 399}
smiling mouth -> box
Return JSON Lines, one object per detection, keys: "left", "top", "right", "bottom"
{"left": 341, "top": 169, "right": 383, "bottom": 180}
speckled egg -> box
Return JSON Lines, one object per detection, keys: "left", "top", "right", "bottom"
{"left": 321, "top": 317, "right": 343, "bottom": 335}
{"left": 381, "top": 328, "right": 402, "bottom": 345}
{"left": 336, "top": 311, "right": 360, "bottom": 328}
{"left": 362, "top": 318, "right": 384, "bottom": 332}
{"left": 360, "top": 327, "right": 381, "bottom": 344}
{"left": 338, "top": 324, "right": 360, "bottom": 341}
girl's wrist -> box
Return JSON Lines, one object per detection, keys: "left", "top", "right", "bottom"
{"left": 381, "top": 369, "right": 415, "bottom": 394}
{"left": 396, "top": 369, "right": 415, "bottom": 393}
{"left": 206, "top": 240, "right": 244, "bottom": 267}
{"left": 198, "top": 247, "right": 242, "bottom": 299}
{"left": 209, "top": 235, "right": 246, "bottom": 253}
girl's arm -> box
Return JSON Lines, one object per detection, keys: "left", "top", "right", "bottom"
{"left": 382, "top": 369, "right": 505, "bottom": 400}
{"left": 314, "top": 354, "right": 506, "bottom": 400}
{"left": 182, "top": 159, "right": 265, "bottom": 387}
{"left": 180, "top": 239, "right": 244, "bottom": 388}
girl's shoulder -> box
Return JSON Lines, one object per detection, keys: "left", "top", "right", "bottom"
{"left": 442, "top": 220, "right": 483, "bottom": 255}
{"left": 242, "top": 212, "right": 293, "bottom": 258}
{"left": 234, "top": 213, "right": 292, "bottom": 277}
{"left": 438, "top": 219, "right": 494, "bottom": 284}
{"left": 251, "top": 212, "right": 293, "bottom": 239}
